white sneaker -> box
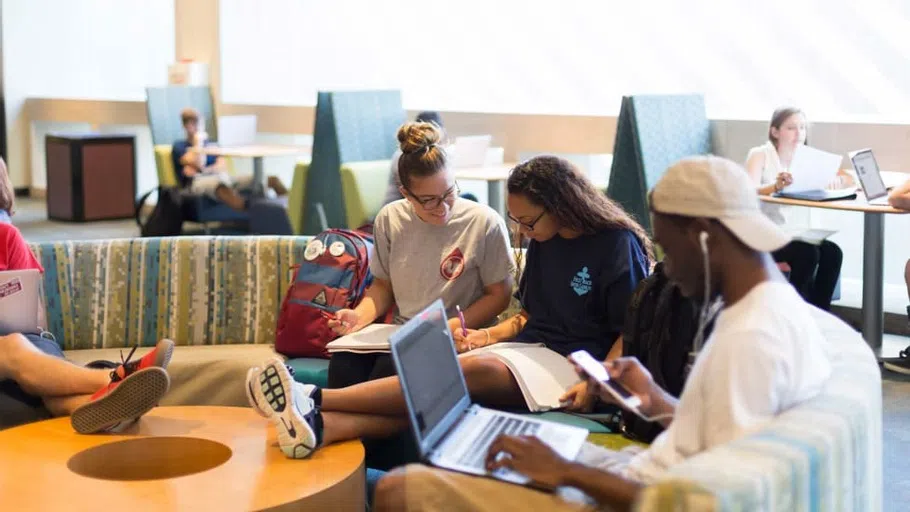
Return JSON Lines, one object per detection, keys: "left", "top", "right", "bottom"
{"left": 251, "top": 359, "right": 323, "bottom": 459}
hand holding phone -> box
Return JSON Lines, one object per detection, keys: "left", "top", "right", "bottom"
{"left": 568, "top": 350, "right": 643, "bottom": 415}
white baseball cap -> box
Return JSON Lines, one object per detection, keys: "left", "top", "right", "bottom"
{"left": 650, "top": 155, "right": 791, "bottom": 252}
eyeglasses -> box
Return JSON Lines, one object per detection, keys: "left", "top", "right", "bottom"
{"left": 406, "top": 183, "right": 460, "bottom": 210}
{"left": 508, "top": 210, "right": 546, "bottom": 231}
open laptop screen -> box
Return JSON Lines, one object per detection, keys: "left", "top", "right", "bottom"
{"left": 852, "top": 149, "right": 887, "bottom": 200}
{"left": 391, "top": 300, "right": 470, "bottom": 452}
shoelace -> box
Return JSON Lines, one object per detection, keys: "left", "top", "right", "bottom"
{"left": 109, "top": 345, "right": 140, "bottom": 382}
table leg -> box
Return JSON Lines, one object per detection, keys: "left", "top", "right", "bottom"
{"left": 252, "top": 156, "right": 265, "bottom": 197}
{"left": 862, "top": 212, "right": 885, "bottom": 349}
{"left": 488, "top": 180, "right": 506, "bottom": 217}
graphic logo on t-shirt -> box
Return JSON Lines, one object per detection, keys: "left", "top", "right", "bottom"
{"left": 571, "top": 267, "right": 592, "bottom": 296}
{"left": 440, "top": 248, "right": 466, "bottom": 281}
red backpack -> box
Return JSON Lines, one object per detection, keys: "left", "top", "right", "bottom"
{"left": 275, "top": 229, "right": 380, "bottom": 358}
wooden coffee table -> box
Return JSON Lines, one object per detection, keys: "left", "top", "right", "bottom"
{"left": 0, "top": 406, "right": 365, "bottom": 511}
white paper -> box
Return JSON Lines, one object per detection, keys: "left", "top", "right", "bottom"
{"left": 785, "top": 145, "right": 843, "bottom": 193}
{"left": 325, "top": 323, "right": 399, "bottom": 352}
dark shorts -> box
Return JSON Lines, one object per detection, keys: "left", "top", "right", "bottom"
{"left": 22, "top": 333, "right": 65, "bottom": 359}
{"left": 327, "top": 352, "right": 396, "bottom": 389}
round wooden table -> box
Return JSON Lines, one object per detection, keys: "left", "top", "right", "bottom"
{"left": 0, "top": 406, "right": 365, "bottom": 512}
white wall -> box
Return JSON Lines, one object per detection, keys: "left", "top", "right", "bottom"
{"left": 2, "top": 0, "right": 175, "bottom": 186}
{"left": 220, "top": 0, "right": 910, "bottom": 121}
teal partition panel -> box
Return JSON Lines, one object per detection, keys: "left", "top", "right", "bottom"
{"left": 606, "top": 94, "right": 711, "bottom": 232}
{"left": 302, "top": 90, "right": 405, "bottom": 233}
{"left": 145, "top": 86, "right": 218, "bottom": 146}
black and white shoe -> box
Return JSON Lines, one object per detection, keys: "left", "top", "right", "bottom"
{"left": 884, "top": 347, "right": 910, "bottom": 375}
{"left": 249, "top": 359, "right": 323, "bottom": 459}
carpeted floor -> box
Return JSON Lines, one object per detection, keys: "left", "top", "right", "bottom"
{"left": 9, "top": 197, "right": 910, "bottom": 510}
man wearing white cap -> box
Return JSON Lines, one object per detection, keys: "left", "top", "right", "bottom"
{"left": 373, "top": 155, "right": 833, "bottom": 512}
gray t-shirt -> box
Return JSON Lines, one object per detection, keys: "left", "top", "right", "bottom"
{"left": 371, "top": 198, "right": 515, "bottom": 323}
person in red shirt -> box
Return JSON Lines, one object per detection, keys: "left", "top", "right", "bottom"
{"left": 0, "top": 222, "right": 174, "bottom": 433}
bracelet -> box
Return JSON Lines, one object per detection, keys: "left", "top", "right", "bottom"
{"left": 482, "top": 328, "right": 492, "bottom": 345}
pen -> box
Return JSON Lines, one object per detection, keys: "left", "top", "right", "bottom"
{"left": 456, "top": 305, "right": 468, "bottom": 337}
{"left": 321, "top": 309, "right": 348, "bottom": 328}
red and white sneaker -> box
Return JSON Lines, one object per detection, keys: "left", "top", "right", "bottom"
{"left": 70, "top": 339, "right": 175, "bottom": 434}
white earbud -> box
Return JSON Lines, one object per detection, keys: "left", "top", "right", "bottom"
{"left": 699, "top": 231, "right": 709, "bottom": 254}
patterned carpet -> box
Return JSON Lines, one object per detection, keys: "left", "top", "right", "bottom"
{"left": 10, "top": 197, "right": 910, "bottom": 511}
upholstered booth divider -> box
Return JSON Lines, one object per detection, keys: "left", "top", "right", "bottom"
{"left": 606, "top": 94, "right": 712, "bottom": 232}
{"left": 301, "top": 90, "right": 405, "bottom": 233}
{"left": 145, "top": 86, "right": 219, "bottom": 146}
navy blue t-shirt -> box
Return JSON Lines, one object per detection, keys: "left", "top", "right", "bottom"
{"left": 172, "top": 140, "right": 217, "bottom": 188}
{"left": 515, "top": 228, "right": 649, "bottom": 360}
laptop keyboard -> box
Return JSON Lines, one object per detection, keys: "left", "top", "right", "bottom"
{"left": 455, "top": 415, "right": 540, "bottom": 470}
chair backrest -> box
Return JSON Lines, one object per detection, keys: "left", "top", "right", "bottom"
{"left": 30, "top": 236, "right": 312, "bottom": 350}
{"left": 339, "top": 160, "right": 393, "bottom": 228}
{"left": 607, "top": 94, "right": 711, "bottom": 232}
{"left": 153, "top": 145, "right": 178, "bottom": 187}
{"left": 145, "top": 86, "right": 218, "bottom": 146}
{"left": 302, "top": 90, "right": 405, "bottom": 233}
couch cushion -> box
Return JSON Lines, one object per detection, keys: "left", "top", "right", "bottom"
{"left": 65, "top": 344, "right": 279, "bottom": 407}
{"left": 286, "top": 357, "right": 330, "bottom": 388}
{"left": 30, "top": 236, "right": 312, "bottom": 350}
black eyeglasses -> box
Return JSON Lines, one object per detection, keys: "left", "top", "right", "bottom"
{"left": 508, "top": 210, "right": 546, "bottom": 231}
{"left": 406, "top": 183, "right": 460, "bottom": 210}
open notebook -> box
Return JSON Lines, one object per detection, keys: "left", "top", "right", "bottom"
{"left": 326, "top": 325, "right": 579, "bottom": 412}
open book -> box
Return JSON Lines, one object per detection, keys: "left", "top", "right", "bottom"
{"left": 325, "top": 324, "right": 400, "bottom": 354}
{"left": 459, "top": 343, "right": 580, "bottom": 412}
{"left": 326, "top": 325, "right": 580, "bottom": 412}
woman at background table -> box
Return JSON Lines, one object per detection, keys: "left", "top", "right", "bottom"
{"left": 745, "top": 107, "right": 843, "bottom": 310}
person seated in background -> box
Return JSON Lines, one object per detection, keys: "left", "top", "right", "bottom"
{"left": 171, "top": 107, "right": 287, "bottom": 212}
{"left": 883, "top": 181, "right": 910, "bottom": 374}
{"left": 372, "top": 155, "right": 834, "bottom": 512}
{"left": 382, "top": 111, "right": 477, "bottom": 207}
{"left": 1, "top": 156, "right": 14, "bottom": 223}
{"left": 320, "top": 120, "right": 514, "bottom": 389}
{"left": 243, "top": 154, "right": 651, "bottom": 460}
{"left": 0, "top": 222, "right": 174, "bottom": 433}
{"left": 745, "top": 107, "right": 843, "bottom": 310}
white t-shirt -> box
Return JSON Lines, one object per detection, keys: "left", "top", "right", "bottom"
{"left": 746, "top": 142, "right": 810, "bottom": 234}
{"left": 624, "top": 281, "right": 832, "bottom": 483}
{"left": 371, "top": 198, "right": 514, "bottom": 323}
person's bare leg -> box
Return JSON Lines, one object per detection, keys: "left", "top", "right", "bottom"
{"left": 214, "top": 185, "right": 247, "bottom": 211}
{"left": 321, "top": 354, "right": 525, "bottom": 415}
{"left": 373, "top": 471, "right": 408, "bottom": 512}
{"left": 267, "top": 176, "right": 288, "bottom": 196}
{"left": 321, "top": 411, "right": 408, "bottom": 445}
{"left": 43, "top": 394, "right": 92, "bottom": 416}
{"left": 0, "top": 334, "right": 109, "bottom": 397}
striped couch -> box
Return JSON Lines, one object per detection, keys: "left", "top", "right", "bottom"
{"left": 29, "top": 236, "right": 327, "bottom": 407}
{"left": 633, "top": 307, "right": 882, "bottom": 511}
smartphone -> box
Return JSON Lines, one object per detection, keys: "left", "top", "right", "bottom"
{"left": 569, "top": 350, "right": 643, "bottom": 413}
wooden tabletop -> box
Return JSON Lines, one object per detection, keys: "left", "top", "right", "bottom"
{"left": 760, "top": 193, "right": 909, "bottom": 214}
{"left": 454, "top": 163, "right": 517, "bottom": 181}
{"left": 0, "top": 406, "right": 365, "bottom": 512}
{"left": 202, "top": 144, "right": 311, "bottom": 158}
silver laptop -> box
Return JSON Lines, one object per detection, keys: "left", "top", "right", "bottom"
{"left": 390, "top": 299, "right": 588, "bottom": 487}
{"left": 0, "top": 269, "right": 42, "bottom": 334}
{"left": 451, "top": 135, "right": 492, "bottom": 168}
{"left": 216, "top": 115, "right": 257, "bottom": 147}
{"left": 850, "top": 148, "right": 890, "bottom": 205}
